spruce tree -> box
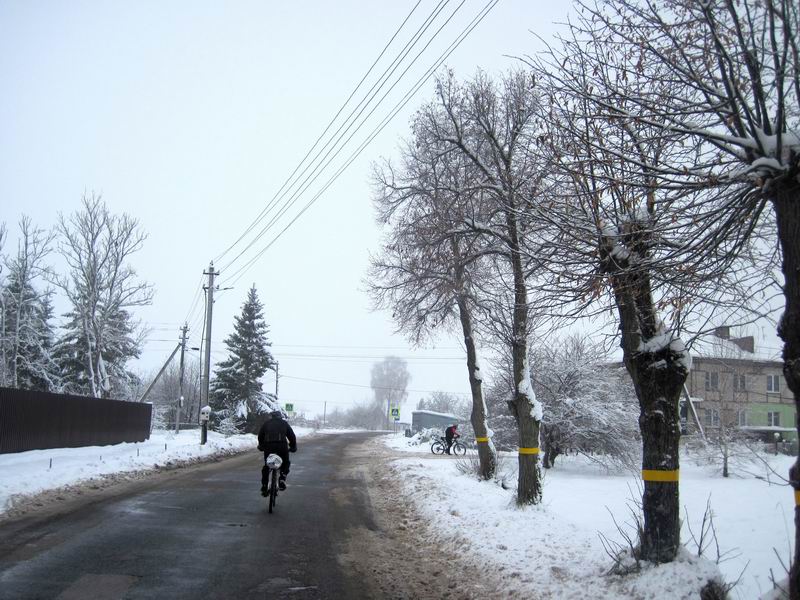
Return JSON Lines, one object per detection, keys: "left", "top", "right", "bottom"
{"left": 2, "top": 276, "right": 59, "bottom": 391}
{"left": 0, "top": 217, "right": 58, "bottom": 391}
{"left": 210, "top": 285, "right": 277, "bottom": 433}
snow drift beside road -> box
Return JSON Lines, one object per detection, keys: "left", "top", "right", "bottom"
{"left": 382, "top": 434, "right": 793, "bottom": 599}
{"left": 0, "top": 427, "right": 314, "bottom": 516}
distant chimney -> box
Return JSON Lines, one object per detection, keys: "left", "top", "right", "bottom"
{"left": 731, "top": 336, "right": 755, "bottom": 353}
{"left": 714, "top": 326, "right": 731, "bottom": 340}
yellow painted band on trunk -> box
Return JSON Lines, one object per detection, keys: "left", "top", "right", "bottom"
{"left": 642, "top": 469, "right": 679, "bottom": 482}
{"left": 476, "top": 437, "right": 490, "bottom": 443}
{"left": 518, "top": 447, "right": 540, "bottom": 455}
{"left": 795, "top": 490, "right": 800, "bottom": 506}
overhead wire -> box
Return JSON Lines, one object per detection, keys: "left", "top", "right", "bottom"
{"left": 280, "top": 373, "right": 470, "bottom": 396}
{"left": 214, "top": 0, "right": 431, "bottom": 266}
{"left": 219, "top": 0, "right": 467, "bottom": 281}
{"left": 221, "top": 0, "right": 499, "bottom": 288}
{"left": 166, "top": 1, "right": 498, "bottom": 379}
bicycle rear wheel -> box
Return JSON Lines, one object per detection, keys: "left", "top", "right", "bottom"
{"left": 268, "top": 471, "right": 277, "bottom": 513}
{"left": 452, "top": 441, "right": 467, "bottom": 456}
{"left": 431, "top": 440, "right": 445, "bottom": 455}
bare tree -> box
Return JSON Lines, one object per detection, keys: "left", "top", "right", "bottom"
{"left": 370, "top": 356, "right": 411, "bottom": 429}
{"left": 529, "top": 335, "right": 640, "bottom": 471}
{"left": 417, "top": 391, "right": 468, "bottom": 417}
{"left": 419, "top": 70, "right": 546, "bottom": 504}
{"left": 369, "top": 114, "right": 498, "bottom": 479}
{"left": 530, "top": 0, "right": 795, "bottom": 573}
{"left": 524, "top": 1, "right": 781, "bottom": 559}
{"left": 147, "top": 357, "right": 202, "bottom": 429}
{"left": 53, "top": 194, "right": 152, "bottom": 398}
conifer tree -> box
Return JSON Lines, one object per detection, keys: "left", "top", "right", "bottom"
{"left": 0, "top": 217, "right": 59, "bottom": 391}
{"left": 210, "top": 285, "right": 277, "bottom": 433}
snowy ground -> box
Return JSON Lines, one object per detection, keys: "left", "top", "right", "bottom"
{"left": 383, "top": 434, "right": 793, "bottom": 600}
{"left": 0, "top": 426, "right": 323, "bottom": 517}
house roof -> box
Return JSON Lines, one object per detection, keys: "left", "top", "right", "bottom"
{"left": 689, "top": 331, "right": 781, "bottom": 365}
{"left": 412, "top": 410, "right": 460, "bottom": 420}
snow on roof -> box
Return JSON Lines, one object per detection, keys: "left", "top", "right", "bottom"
{"left": 740, "top": 425, "right": 796, "bottom": 433}
{"left": 690, "top": 331, "right": 779, "bottom": 362}
{"left": 412, "top": 410, "right": 460, "bottom": 420}
{"left": 691, "top": 336, "right": 754, "bottom": 358}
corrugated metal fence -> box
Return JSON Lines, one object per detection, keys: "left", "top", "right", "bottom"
{"left": 0, "top": 387, "right": 152, "bottom": 454}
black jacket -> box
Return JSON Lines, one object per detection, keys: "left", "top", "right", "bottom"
{"left": 258, "top": 417, "right": 297, "bottom": 451}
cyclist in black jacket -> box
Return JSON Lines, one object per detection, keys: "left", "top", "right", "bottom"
{"left": 258, "top": 410, "right": 297, "bottom": 494}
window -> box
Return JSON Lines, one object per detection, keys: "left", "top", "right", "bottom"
{"left": 737, "top": 409, "right": 748, "bottom": 427}
{"left": 704, "top": 408, "right": 720, "bottom": 427}
{"left": 704, "top": 371, "right": 719, "bottom": 391}
{"left": 733, "top": 373, "right": 746, "bottom": 392}
{"left": 767, "top": 411, "right": 781, "bottom": 427}
{"left": 767, "top": 374, "right": 781, "bottom": 393}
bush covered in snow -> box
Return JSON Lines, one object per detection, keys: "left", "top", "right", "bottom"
{"left": 485, "top": 335, "right": 640, "bottom": 471}
{"left": 406, "top": 428, "right": 442, "bottom": 446}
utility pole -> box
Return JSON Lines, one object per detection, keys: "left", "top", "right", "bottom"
{"left": 274, "top": 361, "right": 279, "bottom": 400}
{"left": 199, "top": 262, "right": 217, "bottom": 417}
{"left": 175, "top": 323, "right": 188, "bottom": 434}
{"left": 323, "top": 401, "right": 327, "bottom": 429}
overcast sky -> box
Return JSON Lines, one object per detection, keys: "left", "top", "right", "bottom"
{"left": 2, "top": 1, "right": 781, "bottom": 420}
{"left": 0, "top": 1, "right": 580, "bottom": 419}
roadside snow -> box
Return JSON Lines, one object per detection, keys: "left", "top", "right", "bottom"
{"left": 382, "top": 435, "right": 793, "bottom": 599}
{"left": 0, "top": 427, "right": 314, "bottom": 516}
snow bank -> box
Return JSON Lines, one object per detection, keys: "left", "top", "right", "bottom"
{"left": 383, "top": 431, "right": 439, "bottom": 453}
{"left": 386, "top": 449, "right": 793, "bottom": 599}
{"left": 0, "top": 427, "right": 314, "bottom": 516}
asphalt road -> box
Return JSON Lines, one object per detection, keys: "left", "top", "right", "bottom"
{"left": 0, "top": 432, "right": 381, "bottom": 600}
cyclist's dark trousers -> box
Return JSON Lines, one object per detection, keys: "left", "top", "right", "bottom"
{"left": 262, "top": 444, "right": 290, "bottom": 486}
{"left": 445, "top": 435, "right": 454, "bottom": 454}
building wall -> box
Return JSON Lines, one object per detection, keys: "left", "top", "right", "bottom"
{"left": 686, "top": 358, "right": 793, "bottom": 405}
{"left": 686, "top": 357, "right": 796, "bottom": 439}
{"left": 411, "top": 412, "right": 459, "bottom": 432}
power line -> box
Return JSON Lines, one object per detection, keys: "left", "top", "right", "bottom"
{"left": 220, "top": 0, "right": 467, "bottom": 281}
{"left": 280, "top": 373, "right": 470, "bottom": 395}
{"left": 215, "top": 0, "right": 437, "bottom": 268}
{"left": 222, "top": 0, "right": 499, "bottom": 288}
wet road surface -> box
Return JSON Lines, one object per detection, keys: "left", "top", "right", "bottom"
{"left": 0, "top": 432, "right": 380, "bottom": 599}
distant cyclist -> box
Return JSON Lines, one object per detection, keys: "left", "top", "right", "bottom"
{"left": 444, "top": 423, "right": 459, "bottom": 455}
{"left": 258, "top": 410, "right": 297, "bottom": 494}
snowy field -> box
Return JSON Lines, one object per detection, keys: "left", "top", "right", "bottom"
{"left": 0, "top": 426, "right": 320, "bottom": 516}
{"left": 384, "top": 434, "right": 793, "bottom": 600}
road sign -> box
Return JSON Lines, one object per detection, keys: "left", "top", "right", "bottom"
{"left": 285, "top": 403, "right": 294, "bottom": 413}
{"left": 390, "top": 407, "right": 400, "bottom": 420}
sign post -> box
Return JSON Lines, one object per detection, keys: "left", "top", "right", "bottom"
{"left": 390, "top": 407, "right": 400, "bottom": 433}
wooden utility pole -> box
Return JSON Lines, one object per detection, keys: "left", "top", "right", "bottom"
{"left": 175, "top": 323, "right": 188, "bottom": 433}
{"left": 274, "top": 361, "right": 279, "bottom": 400}
{"left": 199, "top": 262, "right": 217, "bottom": 416}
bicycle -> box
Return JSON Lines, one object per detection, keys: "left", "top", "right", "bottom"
{"left": 431, "top": 436, "right": 466, "bottom": 456}
{"left": 264, "top": 453, "right": 283, "bottom": 513}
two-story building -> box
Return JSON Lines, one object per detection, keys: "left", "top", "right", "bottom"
{"left": 684, "top": 326, "right": 795, "bottom": 441}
